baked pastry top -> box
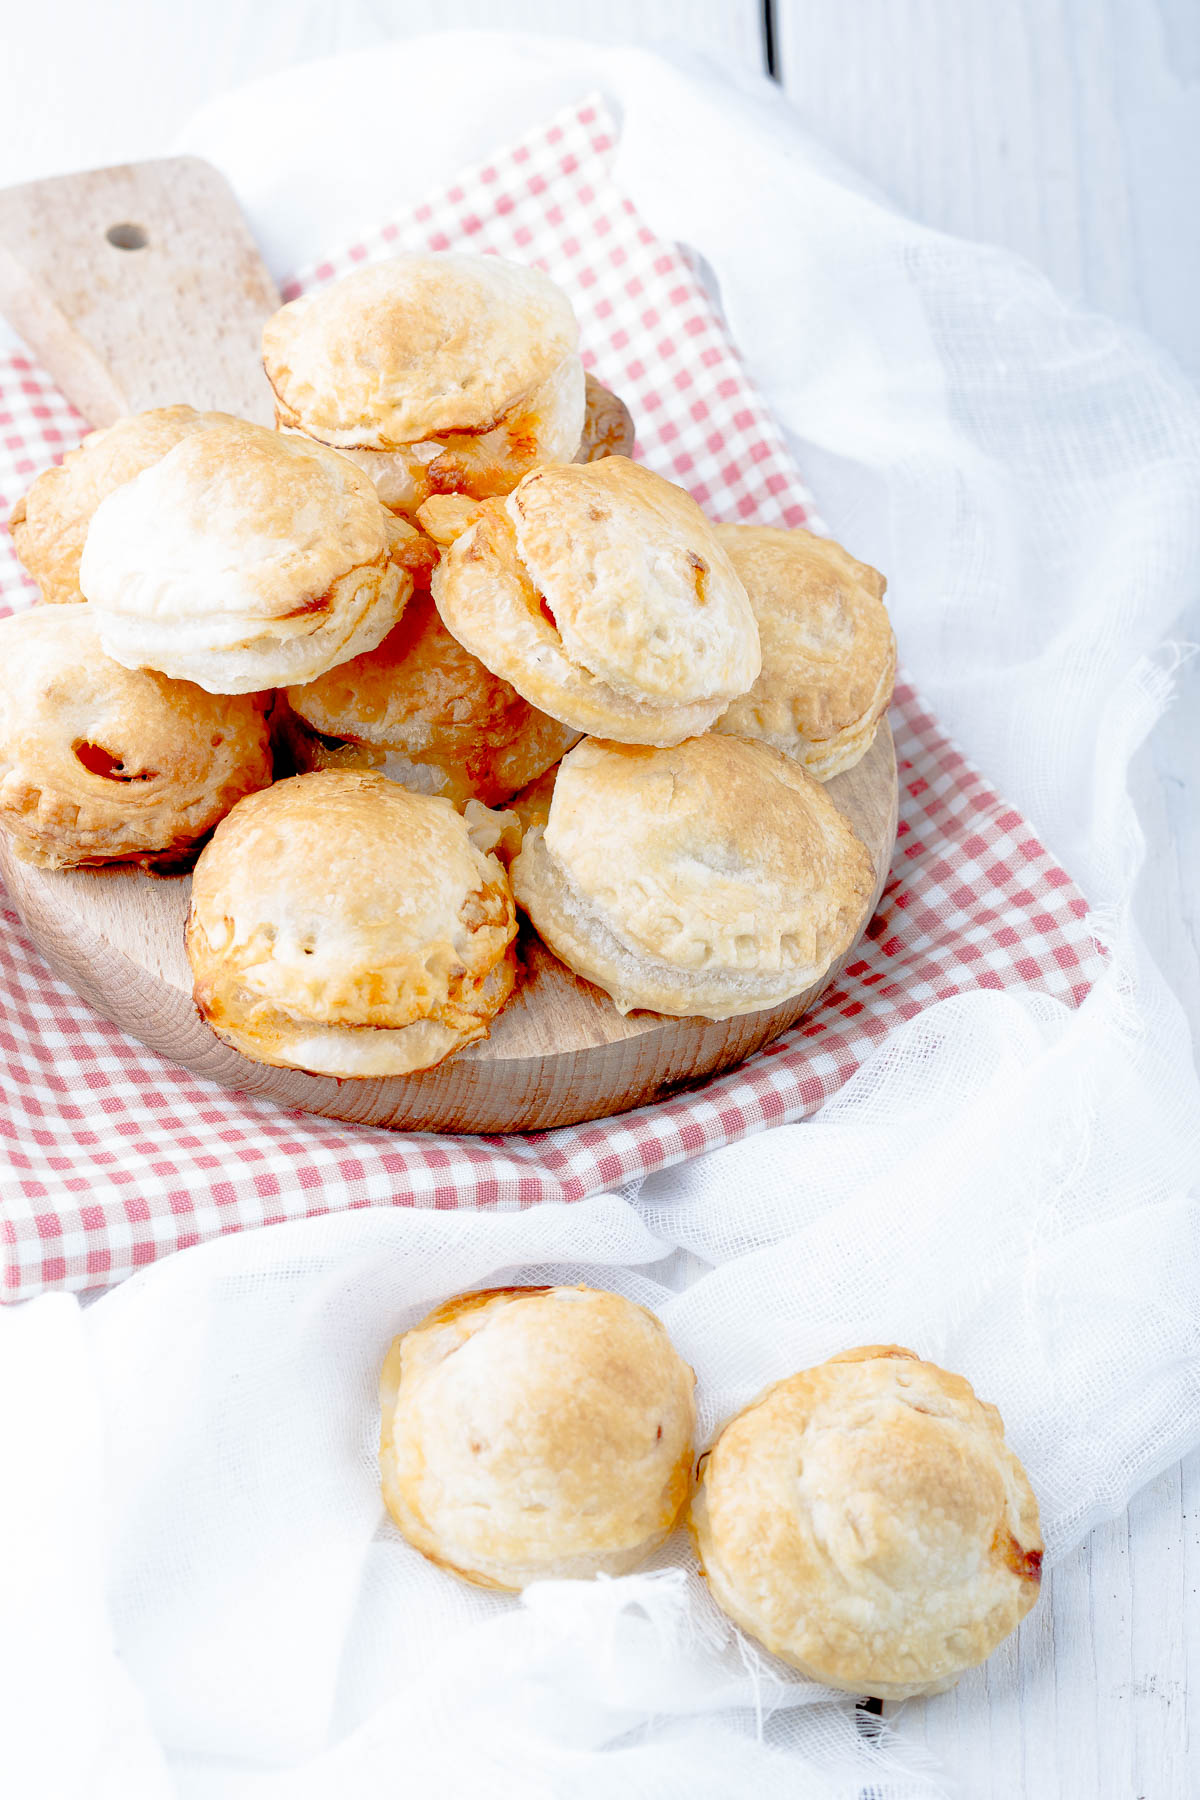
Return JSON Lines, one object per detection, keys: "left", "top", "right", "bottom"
{"left": 7, "top": 404, "right": 234, "bottom": 606}
{"left": 186, "top": 770, "right": 517, "bottom": 1075}
{"left": 432, "top": 458, "right": 761, "bottom": 745}
{"left": 713, "top": 525, "right": 896, "bottom": 779}
{"left": 690, "top": 1346, "right": 1043, "bottom": 1700}
{"left": 379, "top": 1284, "right": 696, "bottom": 1589}
{"left": 511, "top": 733, "right": 875, "bottom": 1018}
{"left": 263, "top": 254, "right": 586, "bottom": 513}
{"left": 78, "top": 419, "right": 412, "bottom": 694}
{"left": 284, "top": 591, "right": 579, "bottom": 808}
{"left": 0, "top": 604, "right": 272, "bottom": 869}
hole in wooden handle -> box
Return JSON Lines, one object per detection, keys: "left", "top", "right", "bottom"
{"left": 106, "top": 222, "right": 148, "bottom": 251}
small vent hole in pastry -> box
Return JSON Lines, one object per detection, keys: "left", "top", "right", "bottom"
{"left": 72, "top": 740, "right": 158, "bottom": 782}
{"left": 211, "top": 733, "right": 224, "bottom": 748}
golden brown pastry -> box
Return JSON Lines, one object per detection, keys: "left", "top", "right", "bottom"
{"left": 186, "top": 770, "right": 517, "bottom": 1075}
{"left": 713, "top": 525, "right": 896, "bottom": 779}
{"left": 431, "top": 459, "right": 761, "bottom": 746}
{"left": 0, "top": 606, "right": 271, "bottom": 869}
{"left": 511, "top": 733, "right": 875, "bottom": 1018}
{"left": 507, "top": 762, "right": 559, "bottom": 838}
{"left": 379, "top": 1285, "right": 696, "bottom": 1589}
{"left": 78, "top": 419, "right": 413, "bottom": 694}
{"left": 691, "top": 1346, "right": 1043, "bottom": 1699}
{"left": 6, "top": 405, "right": 235, "bottom": 606}
{"left": 577, "top": 373, "right": 636, "bottom": 463}
{"left": 283, "top": 592, "right": 580, "bottom": 808}
{"left": 262, "top": 254, "right": 586, "bottom": 514}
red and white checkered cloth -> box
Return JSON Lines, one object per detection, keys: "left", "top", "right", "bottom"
{"left": 0, "top": 97, "right": 1102, "bottom": 1301}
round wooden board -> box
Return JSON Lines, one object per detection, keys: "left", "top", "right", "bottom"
{"left": 0, "top": 726, "right": 897, "bottom": 1133}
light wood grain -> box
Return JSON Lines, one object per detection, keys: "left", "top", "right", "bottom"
{"left": 0, "top": 2, "right": 766, "bottom": 197}
{"left": 0, "top": 726, "right": 897, "bottom": 1132}
{"left": 0, "top": 157, "right": 278, "bottom": 425}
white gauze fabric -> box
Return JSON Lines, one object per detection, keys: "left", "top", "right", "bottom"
{"left": 1, "top": 33, "right": 1198, "bottom": 1800}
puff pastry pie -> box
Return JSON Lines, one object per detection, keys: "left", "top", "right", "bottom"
{"left": 262, "top": 254, "right": 586, "bottom": 514}
{"left": 691, "top": 1346, "right": 1043, "bottom": 1699}
{"left": 7, "top": 404, "right": 233, "bottom": 606}
{"left": 379, "top": 1285, "right": 696, "bottom": 1589}
{"left": 431, "top": 458, "right": 761, "bottom": 745}
{"left": 78, "top": 419, "right": 413, "bottom": 694}
{"left": 511, "top": 733, "right": 875, "bottom": 1018}
{"left": 713, "top": 525, "right": 896, "bottom": 779}
{"left": 283, "top": 591, "right": 579, "bottom": 808}
{"left": 186, "top": 770, "right": 517, "bottom": 1075}
{"left": 0, "top": 605, "right": 272, "bottom": 869}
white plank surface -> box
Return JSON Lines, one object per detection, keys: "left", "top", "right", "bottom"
{"left": 0, "top": 1, "right": 764, "bottom": 189}
{"left": 0, "top": 3, "right": 1195, "bottom": 1793}
{"left": 774, "top": 3, "right": 1200, "bottom": 1793}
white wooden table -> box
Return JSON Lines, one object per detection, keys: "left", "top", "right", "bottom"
{"left": 1, "top": 3, "right": 1196, "bottom": 1792}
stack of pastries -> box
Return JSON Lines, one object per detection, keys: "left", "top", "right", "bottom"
{"left": 2, "top": 251, "right": 896, "bottom": 1076}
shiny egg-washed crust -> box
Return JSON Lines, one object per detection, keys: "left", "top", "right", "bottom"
{"left": 432, "top": 460, "right": 760, "bottom": 745}
{"left": 713, "top": 525, "right": 897, "bottom": 780}
{"left": 690, "top": 1346, "right": 1043, "bottom": 1700}
{"left": 576, "top": 374, "right": 636, "bottom": 463}
{"left": 511, "top": 734, "right": 875, "bottom": 1019}
{"left": 78, "top": 420, "right": 413, "bottom": 694}
{"left": 186, "top": 770, "right": 517, "bottom": 1076}
{"left": 379, "top": 1285, "right": 696, "bottom": 1590}
{"left": 0, "top": 606, "right": 272, "bottom": 870}
{"left": 285, "top": 592, "right": 580, "bottom": 807}
{"left": 6, "top": 405, "right": 237, "bottom": 606}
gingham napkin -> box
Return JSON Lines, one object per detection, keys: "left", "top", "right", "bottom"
{"left": 0, "top": 97, "right": 1102, "bottom": 1301}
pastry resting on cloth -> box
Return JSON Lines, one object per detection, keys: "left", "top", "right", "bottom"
{"left": 262, "top": 253, "right": 587, "bottom": 515}
{"left": 186, "top": 770, "right": 517, "bottom": 1075}
{"left": 6, "top": 404, "right": 235, "bottom": 606}
{"left": 283, "top": 591, "right": 579, "bottom": 809}
{"left": 429, "top": 458, "right": 761, "bottom": 745}
{"left": 690, "top": 1345, "right": 1043, "bottom": 1699}
{"left": 0, "top": 605, "right": 271, "bottom": 870}
{"left": 713, "top": 524, "right": 896, "bottom": 780}
{"left": 379, "top": 1285, "right": 696, "bottom": 1589}
{"left": 78, "top": 420, "right": 413, "bottom": 694}
{"left": 511, "top": 733, "right": 874, "bottom": 1018}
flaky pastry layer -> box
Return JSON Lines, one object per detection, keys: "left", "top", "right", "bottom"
{"left": 285, "top": 593, "right": 579, "bottom": 807}
{"left": 379, "top": 1285, "right": 696, "bottom": 1589}
{"left": 262, "top": 253, "right": 581, "bottom": 448}
{"left": 691, "top": 1347, "right": 1042, "bottom": 1700}
{"left": 0, "top": 607, "right": 272, "bottom": 870}
{"left": 713, "top": 524, "right": 897, "bottom": 779}
{"left": 79, "top": 422, "right": 413, "bottom": 693}
{"left": 511, "top": 734, "right": 875, "bottom": 1018}
{"left": 7, "top": 405, "right": 237, "bottom": 606}
{"left": 298, "top": 353, "right": 586, "bottom": 516}
{"left": 187, "top": 771, "right": 517, "bottom": 1075}
{"left": 432, "top": 460, "right": 760, "bottom": 745}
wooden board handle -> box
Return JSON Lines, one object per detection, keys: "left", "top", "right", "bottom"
{"left": 0, "top": 156, "right": 280, "bottom": 428}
